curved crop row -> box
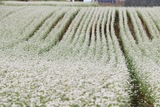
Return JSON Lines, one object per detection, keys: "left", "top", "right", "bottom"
{"left": 119, "top": 8, "right": 160, "bottom": 106}
{"left": 1, "top": 5, "right": 160, "bottom": 106}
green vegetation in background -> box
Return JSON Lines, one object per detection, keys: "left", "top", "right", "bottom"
{"left": 125, "top": 0, "right": 160, "bottom": 6}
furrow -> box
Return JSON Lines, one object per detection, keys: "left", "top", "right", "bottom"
{"left": 107, "top": 8, "right": 116, "bottom": 64}
{"left": 78, "top": 8, "right": 100, "bottom": 59}
{"left": 62, "top": 9, "right": 86, "bottom": 44}
{"left": 42, "top": 13, "right": 66, "bottom": 40}
{"left": 0, "top": 7, "right": 54, "bottom": 50}
{"left": 71, "top": 9, "right": 92, "bottom": 48}
{"left": 45, "top": 8, "right": 87, "bottom": 60}
{"left": 24, "top": 12, "right": 54, "bottom": 41}
{"left": 128, "top": 8, "right": 149, "bottom": 42}
{"left": 94, "top": 8, "right": 104, "bottom": 61}
{"left": 126, "top": 11, "right": 138, "bottom": 44}
{"left": 101, "top": 8, "right": 109, "bottom": 64}
{"left": 58, "top": 10, "right": 80, "bottom": 44}
{"left": 71, "top": 8, "right": 95, "bottom": 57}
{"left": 113, "top": 9, "right": 125, "bottom": 61}
{"left": 27, "top": 8, "right": 65, "bottom": 42}
{"left": 136, "top": 11, "right": 153, "bottom": 40}
{"left": 86, "top": 8, "right": 100, "bottom": 60}
{"left": 53, "top": 8, "right": 93, "bottom": 59}
{"left": 147, "top": 9, "right": 160, "bottom": 34}
{"left": 123, "top": 9, "right": 138, "bottom": 49}
{"left": 39, "top": 9, "right": 80, "bottom": 54}
{"left": 119, "top": 9, "right": 154, "bottom": 107}
{"left": 110, "top": 9, "right": 125, "bottom": 64}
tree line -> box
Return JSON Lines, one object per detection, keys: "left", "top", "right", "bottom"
{"left": 125, "top": 0, "right": 160, "bottom": 6}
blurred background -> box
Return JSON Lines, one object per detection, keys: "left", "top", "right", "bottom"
{"left": 1, "top": 0, "right": 160, "bottom": 6}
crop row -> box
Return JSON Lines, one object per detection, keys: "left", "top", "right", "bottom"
{"left": 0, "top": 6, "right": 160, "bottom": 106}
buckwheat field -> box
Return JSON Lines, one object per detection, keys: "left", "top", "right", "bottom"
{"left": 0, "top": 1, "right": 160, "bottom": 107}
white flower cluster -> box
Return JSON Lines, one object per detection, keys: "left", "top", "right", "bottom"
{"left": 0, "top": 6, "right": 131, "bottom": 106}
{"left": 119, "top": 8, "right": 160, "bottom": 106}
{"left": 1, "top": 5, "right": 160, "bottom": 106}
{"left": 0, "top": 56, "right": 130, "bottom": 106}
{"left": 0, "top": 6, "right": 54, "bottom": 49}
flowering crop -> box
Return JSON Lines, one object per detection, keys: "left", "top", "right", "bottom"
{"left": 0, "top": 4, "right": 160, "bottom": 106}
